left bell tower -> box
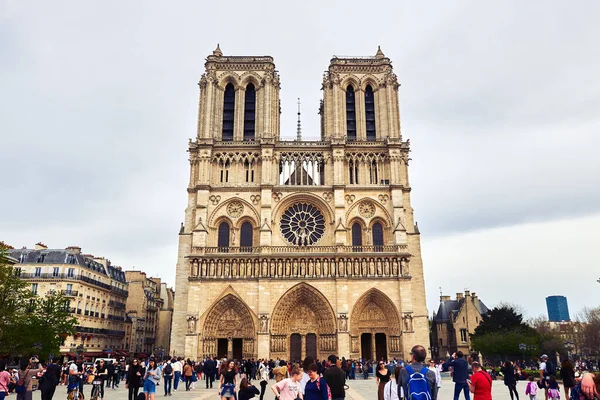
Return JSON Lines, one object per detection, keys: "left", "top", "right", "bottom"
{"left": 196, "top": 44, "right": 281, "bottom": 141}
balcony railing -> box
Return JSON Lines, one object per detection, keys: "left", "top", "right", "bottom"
{"left": 75, "top": 326, "right": 125, "bottom": 336}
{"left": 188, "top": 246, "right": 411, "bottom": 280}
{"left": 109, "top": 300, "right": 127, "bottom": 310}
{"left": 18, "top": 272, "right": 112, "bottom": 292}
{"left": 61, "top": 290, "right": 79, "bottom": 297}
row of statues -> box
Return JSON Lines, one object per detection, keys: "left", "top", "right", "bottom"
{"left": 190, "top": 257, "right": 410, "bottom": 279}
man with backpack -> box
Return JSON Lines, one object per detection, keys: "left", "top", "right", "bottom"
{"left": 539, "top": 354, "right": 556, "bottom": 400}
{"left": 397, "top": 345, "right": 438, "bottom": 400}
{"left": 162, "top": 360, "right": 173, "bottom": 396}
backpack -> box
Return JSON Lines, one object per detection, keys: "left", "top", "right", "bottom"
{"left": 545, "top": 361, "right": 557, "bottom": 377}
{"left": 164, "top": 364, "right": 173, "bottom": 375}
{"left": 315, "top": 377, "right": 332, "bottom": 400}
{"left": 405, "top": 365, "right": 432, "bottom": 400}
{"left": 15, "top": 369, "right": 28, "bottom": 394}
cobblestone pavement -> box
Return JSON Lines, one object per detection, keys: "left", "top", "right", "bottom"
{"left": 29, "top": 377, "right": 519, "bottom": 400}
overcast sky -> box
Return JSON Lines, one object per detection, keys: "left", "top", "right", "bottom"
{"left": 1, "top": 1, "right": 598, "bottom": 319}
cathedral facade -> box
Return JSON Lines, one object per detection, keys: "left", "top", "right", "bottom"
{"left": 170, "top": 45, "right": 429, "bottom": 362}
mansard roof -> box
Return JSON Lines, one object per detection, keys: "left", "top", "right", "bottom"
{"left": 434, "top": 297, "right": 489, "bottom": 323}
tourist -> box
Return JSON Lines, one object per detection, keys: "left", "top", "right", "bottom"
{"left": 218, "top": 360, "right": 237, "bottom": 400}
{"left": 183, "top": 361, "right": 193, "bottom": 391}
{"left": 304, "top": 364, "right": 329, "bottom": 400}
{"left": 16, "top": 357, "right": 43, "bottom": 400}
{"left": 125, "top": 359, "right": 144, "bottom": 400}
{"left": 560, "top": 360, "right": 575, "bottom": 399}
{"left": 429, "top": 359, "right": 442, "bottom": 390}
{"left": 299, "top": 357, "right": 314, "bottom": 396}
{"left": 547, "top": 376, "right": 560, "bottom": 400}
{"left": 274, "top": 361, "right": 288, "bottom": 383}
{"left": 538, "top": 354, "right": 554, "bottom": 400}
{"left": 93, "top": 360, "right": 109, "bottom": 400}
{"left": 525, "top": 376, "right": 538, "bottom": 400}
{"left": 259, "top": 360, "right": 269, "bottom": 400}
{"left": 323, "top": 355, "right": 345, "bottom": 400}
{"left": 501, "top": 361, "right": 519, "bottom": 400}
{"left": 162, "top": 359, "right": 173, "bottom": 396}
{"left": 362, "top": 361, "right": 370, "bottom": 380}
{"left": 445, "top": 351, "right": 470, "bottom": 400}
{"left": 383, "top": 365, "right": 401, "bottom": 400}
{"left": 38, "top": 357, "right": 61, "bottom": 400}
{"left": 397, "top": 345, "right": 437, "bottom": 400}
{"left": 171, "top": 358, "right": 182, "bottom": 392}
{"left": 204, "top": 357, "right": 216, "bottom": 389}
{"left": 239, "top": 377, "right": 260, "bottom": 400}
{"left": 271, "top": 367, "right": 302, "bottom": 400}
{"left": 376, "top": 360, "right": 391, "bottom": 400}
{"left": 143, "top": 359, "right": 160, "bottom": 400}
{"left": 467, "top": 362, "right": 492, "bottom": 400}
{"left": 0, "top": 361, "right": 12, "bottom": 400}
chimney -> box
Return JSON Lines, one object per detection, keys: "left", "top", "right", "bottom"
{"left": 471, "top": 292, "right": 477, "bottom": 300}
{"left": 456, "top": 293, "right": 464, "bottom": 300}
{"left": 66, "top": 246, "right": 82, "bottom": 254}
{"left": 465, "top": 290, "right": 471, "bottom": 297}
{"left": 35, "top": 242, "right": 48, "bottom": 250}
{"left": 440, "top": 295, "right": 451, "bottom": 302}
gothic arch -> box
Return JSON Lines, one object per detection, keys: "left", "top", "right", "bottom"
{"left": 341, "top": 74, "right": 360, "bottom": 91}
{"left": 270, "top": 283, "right": 336, "bottom": 335}
{"left": 349, "top": 288, "right": 401, "bottom": 336}
{"left": 217, "top": 72, "right": 241, "bottom": 90}
{"left": 202, "top": 293, "right": 257, "bottom": 339}
{"left": 208, "top": 198, "right": 260, "bottom": 228}
{"left": 240, "top": 71, "right": 263, "bottom": 89}
{"left": 360, "top": 75, "right": 381, "bottom": 91}
{"left": 345, "top": 198, "right": 392, "bottom": 229}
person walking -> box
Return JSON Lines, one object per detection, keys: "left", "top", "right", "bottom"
{"left": 429, "top": 359, "right": 442, "bottom": 390}
{"left": 39, "top": 358, "right": 61, "bottom": 400}
{"left": 172, "top": 358, "right": 182, "bottom": 392}
{"left": 323, "top": 355, "right": 346, "bottom": 400}
{"left": 204, "top": 358, "right": 215, "bottom": 389}
{"left": 445, "top": 351, "right": 470, "bottom": 400}
{"left": 143, "top": 359, "right": 161, "bottom": 400}
{"left": 467, "top": 362, "right": 492, "bottom": 400}
{"left": 112, "top": 361, "right": 121, "bottom": 389}
{"left": 525, "top": 376, "right": 538, "bottom": 400}
{"left": 125, "top": 359, "right": 144, "bottom": 400}
{"left": 560, "top": 360, "right": 575, "bottom": 399}
{"left": 93, "top": 360, "right": 109, "bottom": 400}
{"left": 259, "top": 361, "right": 269, "bottom": 400}
{"left": 271, "top": 368, "right": 302, "bottom": 400}
{"left": 376, "top": 360, "right": 391, "bottom": 400}
{"left": 501, "top": 361, "right": 520, "bottom": 400}
{"left": 397, "top": 345, "right": 438, "bottom": 400}
{"left": 162, "top": 360, "right": 173, "bottom": 396}
{"left": 16, "top": 358, "right": 42, "bottom": 400}
{"left": 384, "top": 366, "right": 401, "bottom": 400}
{"left": 183, "top": 361, "right": 193, "bottom": 391}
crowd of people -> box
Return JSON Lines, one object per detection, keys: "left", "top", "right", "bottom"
{"left": 1, "top": 349, "right": 600, "bottom": 400}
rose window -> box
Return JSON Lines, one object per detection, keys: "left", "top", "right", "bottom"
{"left": 280, "top": 203, "right": 325, "bottom": 246}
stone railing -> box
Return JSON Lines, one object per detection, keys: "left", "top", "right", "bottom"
{"left": 195, "top": 244, "right": 406, "bottom": 255}
{"left": 188, "top": 251, "right": 411, "bottom": 280}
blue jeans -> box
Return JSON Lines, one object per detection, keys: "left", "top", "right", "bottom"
{"left": 454, "top": 382, "right": 471, "bottom": 400}
{"left": 173, "top": 371, "right": 181, "bottom": 390}
{"left": 164, "top": 376, "right": 172, "bottom": 395}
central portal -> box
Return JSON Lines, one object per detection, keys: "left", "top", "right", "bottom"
{"left": 306, "top": 334, "right": 317, "bottom": 360}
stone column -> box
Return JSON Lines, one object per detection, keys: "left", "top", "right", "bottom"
{"left": 372, "top": 334, "right": 377, "bottom": 361}
{"left": 301, "top": 334, "right": 306, "bottom": 361}
{"left": 227, "top": 338, "right": 233, "bottom": 359}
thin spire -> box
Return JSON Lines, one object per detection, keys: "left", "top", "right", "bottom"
{"left": 296, "top": 98, "right": 302, "bottom": 141}
{"left": 213, "top": 43, "right": 222, "bottom": 57}
{"left": 376, "top": 45, "right": 385, "bottom": 59}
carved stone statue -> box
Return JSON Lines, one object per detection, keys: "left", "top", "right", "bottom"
{"left": 300, "top": 259, "right": 306, "bottom": 276}
{"left": 392, "top": 259, "right": 399, "bottom": 276}
{"left": 338, "top": 314, "right": 348, "bottom": 332}
{"left": 270, "top": 261, "right": 276, "bottom": 277}
{"left": 285, "top": 260, "right": 291, "bottom": 276}
{"left": 216, "top": 261, "right": 223, "bottom": 277}
{"left": 308, "top": 260, "right": 314, "bottom": 277}
{"left": 353, "top": 259, "right": 360, "bottom": 276}
{"left": 323, "top": 259, "right": 329, "bottom": 277}
{"left": 377, "top": 259, "right": 383, "bottom": 276}
{"left": 403, "top": 314, "right": 413, "bottom": 332}
{"left": 361, "top": 259, "right": 367, "bottom": 276}
{"left": 315, "top": 259, "right": 322, "bottom": 277}
{"left": 187, "top": 316, "right": 196, "bottom": 334}
{"left": 384, "top": 259, "right": 390, "bottom": 276}
{"left": 277, "top": 260, "right": 283, "bottom": 277}
{"left": 259, "top": 315, "right": 269, "bottom": 333}
{"left": 338, "top": 258, "right": 345, "bottom": 276}
{"left": 401, "top": 258, "right": 409, "bottom": 275}
{"left": 292, "top": 260, "right": 298, "bottom": 276}
{"left": 369, "top": 259, "right": 375, "bottom": 276}
{"left": 261, "top": 259, "right": 268, "bottom": 277}
{"left": 209, "top": 260, "right": 215, "bottom": 277}
{"left": 224, "top": 262, "right": 230, "bottom": 277}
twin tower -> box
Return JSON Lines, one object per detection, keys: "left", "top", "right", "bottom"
{"left": 171, "top": 45, "right": 429, "bottom": 362}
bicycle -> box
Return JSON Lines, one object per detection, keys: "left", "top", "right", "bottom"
{"left": 67, "top": 378, "right": 85, "bottom": 400}
{"left": 89, "top": 375, "right": 103, "bottom": 400}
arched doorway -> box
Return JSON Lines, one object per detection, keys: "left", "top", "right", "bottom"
{"left": 270, "top": 283, "right": 337, "bottom": 361}
{"left": 350, "top": 288, "right": 402, "bottom": 361}
{"left": 202, "top": 294, "right": 256, "bottom": 360}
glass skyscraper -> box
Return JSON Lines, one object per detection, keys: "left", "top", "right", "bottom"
{"left": 546, "top": 295, "right": 570, "bottom": 322}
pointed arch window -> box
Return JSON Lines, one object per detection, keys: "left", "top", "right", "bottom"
{"left": 222, "top": 83, "right": 235, "bottom": 141}
{"left": 244, "top": 83, "right": 256, "bottom": 141}
{"left": 240, "top": 221, "right": 253, "bottom": 252}
{"left": 372, "top": 222, "right": 384, "bottom": 251}
{"left": 218, "top": 222, "right": 230, "bottom": 251}
{"left": 346, "top": 86, "right": 357, "bottom": 141}
{"left": 352, "top": 223, "right": 363, "bottom": 251}
{"left": 244, "top": 160, "right": 254, "bottom": 183}
{"left": 365, "top": 85, "right": 376, "bottom": 141}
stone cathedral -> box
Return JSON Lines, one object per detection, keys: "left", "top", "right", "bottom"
{"left": 171, "top": 45, "right": 429, "bottom": 362}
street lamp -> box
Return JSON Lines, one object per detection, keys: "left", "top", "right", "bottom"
{"left": 564, "top": 340, "right": 575, "bottom": 359}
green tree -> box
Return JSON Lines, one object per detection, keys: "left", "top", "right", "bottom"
{"left": 0, "top": 248, "right": 77, "bottom": 358}
{"left": 471, "top": 303, "right": 540, "bottom": 359}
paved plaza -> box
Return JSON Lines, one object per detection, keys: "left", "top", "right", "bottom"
{"left": 29, "top": 376, "right": 520, "bottom": 400}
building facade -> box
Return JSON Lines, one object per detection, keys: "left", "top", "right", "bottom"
{"left": 171, "top": 46, "right": 429, "bottom": 361}
{"left": 124, "top": 271, "right": 164, "bottom": 357}
{"left": 8, "top": 243, "right": 129, "bottom": 358}
{"left": 156, "top": 282, "right": 175, "bottom": 357}
{"left": 430, "top": 291, "right": 488, "bottom": 357}
{"left": 546, "top": 295, "right": 570, "bottom": 322}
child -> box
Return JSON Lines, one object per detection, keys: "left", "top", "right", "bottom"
{"left": 525, "top": 376, "right": 538, "bottom": 400}
{"left": 548, "top": 376, "right": 561, "bottom": 400}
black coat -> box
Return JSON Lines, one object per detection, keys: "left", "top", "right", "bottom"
{"left": 501, "top": 365, "right": 517, "bottom": 386}
{"left": 126, "top": 364, "right": 145, "bottom": 387}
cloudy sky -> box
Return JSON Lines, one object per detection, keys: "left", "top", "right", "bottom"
{"left": 1, "top": 1, "right": 598, "bottom": 319}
